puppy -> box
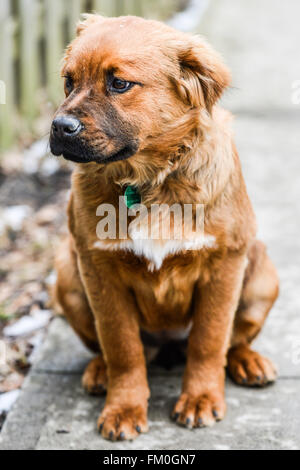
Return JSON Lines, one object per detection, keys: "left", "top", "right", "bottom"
{"left": 50, "top": 15, "right": 279, "bottom": 441}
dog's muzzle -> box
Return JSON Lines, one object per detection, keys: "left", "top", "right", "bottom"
{"left": 50, "top": 114, "right": 139, "bottom": 164}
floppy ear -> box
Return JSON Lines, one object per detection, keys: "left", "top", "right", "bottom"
{"left": 177, "top": 37, "right": 231, "bottom": 112}
{"left": 76, "top": 14, "right": 104, "bottom": 36}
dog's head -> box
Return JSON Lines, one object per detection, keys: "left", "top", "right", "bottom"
{"left": 50, "top": 15, "right": 230, "bottom": 165}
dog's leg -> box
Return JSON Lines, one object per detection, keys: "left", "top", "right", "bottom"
{"left": 227, "top": 240, "right": 279, "bottom": 386}
{"left": 172, "top": 252, "right": 246, "bottom": 428}
{"left": 55, "top": 237, "right": 99, "bottom": 351}
{"left": 55, "top": 238, "right": 108, "bottom": 394}
{"left": 77, "top": 254, "right": 150, "bottom": 441}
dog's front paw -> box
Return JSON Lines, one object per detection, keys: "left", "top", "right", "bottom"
{"left": 97, "top": 404, "right": 148, "bottom": 441}
{"left": 172, "top": 392, "right": 226, "bottom": 429}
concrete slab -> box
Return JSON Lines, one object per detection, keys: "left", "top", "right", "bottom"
{"left": 32, "top": 317, "right": 94, "bottom": 374}
{"left": 0, "top": 318, "right": 299, "bottom": 450}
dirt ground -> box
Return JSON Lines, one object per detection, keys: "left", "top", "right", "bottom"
{"left": 0, "top": 141, "right": 72, "bottom": 427}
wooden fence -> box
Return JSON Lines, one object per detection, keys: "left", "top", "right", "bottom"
{"left": 0, "top": 0, "right": 181, "bottom": 151}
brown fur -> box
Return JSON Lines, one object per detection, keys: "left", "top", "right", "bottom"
{"left": 52, "top": 15, "right": 279, "bottom": 441}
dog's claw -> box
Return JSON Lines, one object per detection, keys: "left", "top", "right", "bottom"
{"left": 97, "top": 404, "right": 148, "bottom": 441}
{"left": 173, "top": 392, "right": 226, "bottom": 428}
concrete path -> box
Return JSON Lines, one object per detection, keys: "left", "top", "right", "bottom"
{"left": 1, "top": 0, "right": 300, "bottom": 450}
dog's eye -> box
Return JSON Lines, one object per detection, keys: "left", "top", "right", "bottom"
{"left": 64, "top": 76, "right": 74, "bottom": 95}
{"left": 110, "top": 77, "right": 133, "bottom": 93}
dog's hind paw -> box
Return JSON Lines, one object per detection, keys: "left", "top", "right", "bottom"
{"left": 82, "top": 355, "right": 107, "bottom": 395}
{"left": 227, "top": 345, "right": 277, "bottom": 387}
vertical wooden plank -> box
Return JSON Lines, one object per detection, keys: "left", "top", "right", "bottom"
{"left": 160, "top": 0, "right": 176, "bottom": 20}
{"left": 115, "top": 0, "right": 125, "bottom": 16}
{"left": 66, "top": 0, "right": 85, "bottom": 41}
{"left": 45, "top": 0, "right": 64, "bottom": 105}
{"left": 93, "top": 0, "right": 116, "bottom": 17}
{"left": 142, "top": 0, "right": 159, "bottom": 19}
{"left": 123, "top": 0, "right": 134, "bottom": 15}
{"left": 124, "top": 0, "right": 143, "bottom": 16}
{"left": 0, "top": 0, "right": 15, "bottom": 151}
{"left": 19, "top": 0, "right": 40, "bottom": 123}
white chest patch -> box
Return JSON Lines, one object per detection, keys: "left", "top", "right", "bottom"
{"left": 94, "top": 235, "right": 217, "bottom": 271}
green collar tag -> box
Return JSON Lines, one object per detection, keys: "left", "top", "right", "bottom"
{"left": 124, "top": 185, "right": 141, "bottom": 209}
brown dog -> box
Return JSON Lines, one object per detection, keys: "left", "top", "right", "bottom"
{"left": 50, "top": 15, "right": 279, "bottom": 441}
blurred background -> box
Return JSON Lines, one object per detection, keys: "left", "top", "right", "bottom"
{"left": 0, "top": 0, "right": 190, "bottom": 151}
{"left": 0, "top": 0, "right": 300, "bottom": 449}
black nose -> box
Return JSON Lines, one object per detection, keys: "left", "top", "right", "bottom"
{"left": 52, "top": 115, "right": 82, "bottom": 139}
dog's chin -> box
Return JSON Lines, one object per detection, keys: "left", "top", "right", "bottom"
{"left": 100, "top": 145, "right": 139, "bottom": 164}
{"left": 50, "top": 142, "right": 138, "bottom": 165}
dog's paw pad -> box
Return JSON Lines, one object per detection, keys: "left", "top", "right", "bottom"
{"left": 228, "top": 345, "right": 277, "bottom": 387}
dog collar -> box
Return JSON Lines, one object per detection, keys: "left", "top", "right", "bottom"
{"left": 124, "top": 185, "right": 141, "bottom": 209}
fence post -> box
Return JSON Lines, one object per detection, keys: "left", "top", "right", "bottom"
{"left": 19, "top": 0, "right": 40, "bottom": 124}
{"left": 0, "top": 0, "right": 15, "bottom": 152}
{"left": 0, "top": 0, "right": 182, "bottom": 153}
{"left": 160, "top": 0, "right": 176, "bottom": 20}
{"left": 115, "top": 0, "right": 125, "bottom": 16}
{"left": 93, "top": 0, "right": 117, "bottom": 17}
{"left": 66, "top": 0, "right": 85, "bottom": 41}
{"left": 143, "top": 0, "right": 161, "bottom": 19}
{"left": 45, "top": 0, "right": 64, "bottom": 105}
{"left": 123, "top": 0, "right": 144, "bottom": 16}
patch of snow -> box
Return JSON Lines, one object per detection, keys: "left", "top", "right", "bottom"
{"left": 28, "top": 330, "right": 45, "bottom": 350}
{"left": 3, "top": 310, "right": 51, "bottom": 338}
{"left": 0, "top": 390, "right": 20, "bottom": 413}
{"left": 40, "top": 157, "right": 60, "bottom": 177}
{"left": 46, "top": 270, "right": 57, "bottom": 286}
{"left": 0, "top": 205, "right": 32, "bottom": 234}
{"left": 23, "top": 137, "right": 50, "bottom": 174}
{"left": 27, "top": 330, "right": 46, "bottom": 365}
